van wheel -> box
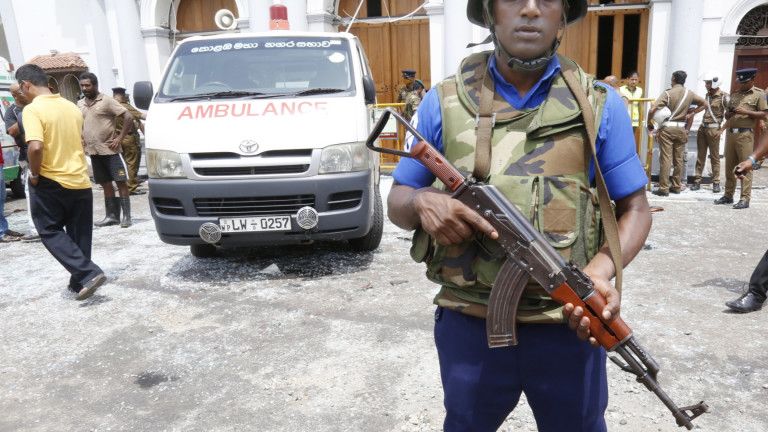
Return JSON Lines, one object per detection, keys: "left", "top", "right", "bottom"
{"left": 349, "top": 186, "right": 383, "bottom": 252}
{"left": 9, "top": 177, "right": 25, "bottom": 198}
{"left": 190, "top": 243, "right": 217, "bottom": 258}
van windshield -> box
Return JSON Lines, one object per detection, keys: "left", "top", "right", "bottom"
{"left": 158, "top": 37, "right": 355, "bottom": 101}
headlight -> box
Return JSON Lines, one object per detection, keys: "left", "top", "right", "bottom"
{"left": 319, "top": 143, "right": 369, "bottom": 174}
{"left": 147, "top": 149, "right": 186, "bottom": 178}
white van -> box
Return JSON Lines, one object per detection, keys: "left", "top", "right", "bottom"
{"left": 134, "top": 32, "right": 382, "bottom": 257}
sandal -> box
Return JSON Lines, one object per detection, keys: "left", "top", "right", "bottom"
{"left": 5, "top": 229, "right": 24, "bottom": 237}
{"left": 0, "top": 235, "right": 20, "bottom": 243}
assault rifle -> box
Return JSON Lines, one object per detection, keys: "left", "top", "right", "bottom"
{"left": 367, "top": 107, "right": 708, "bottom": 430}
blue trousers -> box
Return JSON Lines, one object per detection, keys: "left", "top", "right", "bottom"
{"left": 29, "top": 176, "right": 103, "bottom": 289}
{"left": 434, "top": 307, "right": 608, "bottom": 432}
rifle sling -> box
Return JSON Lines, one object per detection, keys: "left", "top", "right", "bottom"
{"left": 473, "top": 63, "right": 495, "bottom": 181}
{"left": 561, "top": 65, "right": 623, "bottom": 293}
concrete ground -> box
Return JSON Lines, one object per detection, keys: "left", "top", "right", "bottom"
{"left": 1, "top": 167, "right": 768, "bottom": 431}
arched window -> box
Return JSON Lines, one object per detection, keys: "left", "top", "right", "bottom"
{"left": 737, "top": 5, "right": 768, "bottom": 48}
{"left": 60, "top": 74, "right": 82, "bottom": 103}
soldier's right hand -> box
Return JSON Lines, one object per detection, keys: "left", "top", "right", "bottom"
{"left": 413, "top": 190, "right": 498, "bottom": 246}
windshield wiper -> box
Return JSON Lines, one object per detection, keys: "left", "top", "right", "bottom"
{"left": 169, "top": 91, "right": 283, "bottom": 102}
{"left": 292, "top": 88, "right": 345, "bottom": 96}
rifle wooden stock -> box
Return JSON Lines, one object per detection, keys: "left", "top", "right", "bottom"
{"left": 550, "top": 281, "right": 632, "bottom": 350}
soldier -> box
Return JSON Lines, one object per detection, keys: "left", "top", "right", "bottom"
{"left": 714, "top": 68, "right": 768, "bottom": 209}
{"left": 691, "top": 72, "right": 727, "bottom": 193}
{"left": 396, "top": 69, "right": 416, "bottom": 104}
{"left": 647, "top": 71, "right": 708, "bottom": 197}
{"left": 111, "top": 87, "right": 146, "bottom": 196}
{"left": 387, "top": 0, "right": 652, "bottom": 430}
{"left": 403, "top": 79, "right": 426, "bottom": 122}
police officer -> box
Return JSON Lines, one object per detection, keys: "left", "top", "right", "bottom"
{"left": 112, "top": 87, "right": 147, "bottom": 196}
{"left": 647, "top": 71, "right": 708, "bottom": 196}
{"left": 714, "top": 68, "right": 768, "bottom": 209}
{"left": 396, "top": 69, "right": 416, "bottom": 104}
{"left": 692, "top": 72, "right": 727, "bottom": 192}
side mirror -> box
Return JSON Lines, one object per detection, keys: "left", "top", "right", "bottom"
{"left": 363, "top": 75, "right": 376, "bottom": 106}
{"left": 133, "top": 81, "right": 154, "bottom": 110}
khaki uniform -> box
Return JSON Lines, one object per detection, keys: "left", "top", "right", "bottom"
{"left": 651, "top": 84, "right": 706, "bottom": 193}
{"left": 695, "top": 89, "right": 728, "bottom": 184}
{"left": 116, "top": 102, "right": 144, "bottom": 193}
{"left": 724, "top": 86, "right": 768, "bottom": 202}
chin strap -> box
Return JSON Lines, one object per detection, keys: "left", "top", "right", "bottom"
{"left": 481, "top": 2, "right": 568, "bottom": 74}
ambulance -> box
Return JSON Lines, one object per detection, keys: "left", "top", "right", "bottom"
{"left": 133, "top": 32, "right": 382, "bottom": 257}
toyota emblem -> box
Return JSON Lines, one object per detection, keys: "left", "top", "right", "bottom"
{"left": 239, "top": 140, "right": 259, "bottom": 154}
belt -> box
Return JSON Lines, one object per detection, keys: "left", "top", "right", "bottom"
{"left": 729, "top": 128, "right": 753, "bottom": 133}
{"left": 662, "top": 121, "right": 686, "bottom": 127}
{"left": 701, "top": 123, "right": 720, "bottom": 128}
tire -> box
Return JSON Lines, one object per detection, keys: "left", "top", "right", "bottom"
{"left": 349, "top": 186, "right": 383, "bottom": 252}
{"left": 9, "top": 176, "right": 25, "bottom": 198}
{"left": 190, "top": 243, "right": 217, "bottom": 258}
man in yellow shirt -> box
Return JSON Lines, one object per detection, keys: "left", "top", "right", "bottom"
{"left": 19, "top": 64, "right": 106, "bottom": 301}
{"left": 619, "top": 71, "right": 643, "bottom": 129}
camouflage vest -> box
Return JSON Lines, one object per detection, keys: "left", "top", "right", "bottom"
{"left": 411, "top": 52, "right": 608, "bottom": 324}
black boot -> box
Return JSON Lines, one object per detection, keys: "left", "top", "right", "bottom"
{"left": 726, "top": 292, "right": 764, "bottom": 313}
{"left": 690, "top": 182, "right": 700, "bottom": 191}
{"left": 120, "top": 196, "right": 132, "bottom": 228}
{"left": 95, "top": 197, "right": 120, "bottom": 227}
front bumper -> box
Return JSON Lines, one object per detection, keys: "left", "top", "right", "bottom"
{"left": 148, "top": 170, "right": 375, "bottom": 246}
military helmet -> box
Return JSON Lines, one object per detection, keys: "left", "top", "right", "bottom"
{"left": 467, "top": 0, "right": 588, "bottom": 28}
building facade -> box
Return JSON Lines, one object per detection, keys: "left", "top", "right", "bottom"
{"left": 0, "top": 0, "right": 763, "bottom": 113}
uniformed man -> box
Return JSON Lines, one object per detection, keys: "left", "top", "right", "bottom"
{"left": 112, "top": 87, "right": 147, "bottom": 196}
{"left": 647, "top": 71, "right": 708, "bottom": 196}
{"left": 691, "top": 72, "right": 727, "bottom": 192}
{"left": 403, "top": 78, "right": 426, "bottom": 122}
{"left": 396, "top": 69, "right": 416, "bottom": 104}
{"left": 714, "top": 68, "right": 768, "bottom": 209}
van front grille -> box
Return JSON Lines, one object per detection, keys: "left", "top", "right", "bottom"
{"left": 194, "top": 165, "right": 309, "bottom": 176}
{"left": 193, "top": 195, "right": 315, "bottom": 217}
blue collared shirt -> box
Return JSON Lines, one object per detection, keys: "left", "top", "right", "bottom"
{"left": 392, "top": 56, "right": 647, "bottom": 200}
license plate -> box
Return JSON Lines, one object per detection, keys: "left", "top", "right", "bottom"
{"left": 219, "top": 216, "right": 291, "bottom": 233}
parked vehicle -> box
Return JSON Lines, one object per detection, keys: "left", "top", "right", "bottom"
{"left": 0, "top": 63, "right": 23, "bottom": 199}
{"left": 134, "top": 32, "right": 382, "bottom": 257}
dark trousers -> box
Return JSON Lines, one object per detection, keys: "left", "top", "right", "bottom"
{"left": 748, "top": 250, "right": 768, "bottom": 302}
{"left": 435, "top": 307, "right": 608, "bottom": 432}
{"left": 29, "top": 176, "right": 103, "bottom": 289}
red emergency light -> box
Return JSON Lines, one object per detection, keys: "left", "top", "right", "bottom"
{"left": 270, "top": 1, "right": 289, "bottom": 30}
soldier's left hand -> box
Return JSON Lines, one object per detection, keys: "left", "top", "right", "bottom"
{"left": 562, "top": 273, "right": 620, "bottom": 347}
